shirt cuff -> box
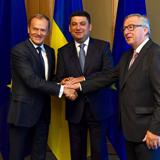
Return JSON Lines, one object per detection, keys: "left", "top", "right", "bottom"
{"left": 80, "top": 77, "right": 85, "bottom": 91}
{"left": 79, "top": 83, "right": 82, "bottom": 91}
{"left": 58, "top": 85, "right": 64, "bottom": 98}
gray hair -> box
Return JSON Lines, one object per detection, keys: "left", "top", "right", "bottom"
{"left": 124, "top": 13, "right": 151, "bottom": 36}
{"left": 28, "top": 13, "right": 51, "bottom": 30}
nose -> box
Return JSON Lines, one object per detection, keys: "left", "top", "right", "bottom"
{"left": 37, "top": 30, "right": 41, "bottom": 35}
{"left": 76, "top": 24, "right": 81, "bottom": 30}
{"left": 124, "top": 28, "right": 130, "bottom": 35}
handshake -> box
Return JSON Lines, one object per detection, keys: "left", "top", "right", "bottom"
{"left": 62, "top": 76, "right": 85, "bottom": 101}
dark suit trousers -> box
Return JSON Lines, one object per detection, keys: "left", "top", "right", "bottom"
{"left": 68, "top": 102, "right": 108, "bottom": 160}
{"left": 125, "top": 140, "right": 160, "bottom": 160}
{"left": 8, "top": 113, "right": 49, "bottom": 160}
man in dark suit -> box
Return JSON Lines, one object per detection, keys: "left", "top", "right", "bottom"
{"left": 68, "top": 14, "right": 160, "bottom": 160}
{"left": 56, "top": 11, "right": 125, "bottom": 160}
{"left": 7, "top": 14, "right": 76, "bottom": 160}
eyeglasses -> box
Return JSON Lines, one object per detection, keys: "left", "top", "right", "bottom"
{"left": 123, "top": 24, "right": 144, "bottom": 32}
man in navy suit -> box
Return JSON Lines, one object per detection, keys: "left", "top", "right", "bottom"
{"left": 56, "top": 11, "right": 125, "bottom": 160}
{"left": 7, "top": 14, "right": 76, "bottom": 160}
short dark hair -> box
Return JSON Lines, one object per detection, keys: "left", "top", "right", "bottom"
{"left": 28, "top": 13, "right": 51, "bottom": 30}
{"left": 69, "top": 11, "right": 91, "bottom": 24}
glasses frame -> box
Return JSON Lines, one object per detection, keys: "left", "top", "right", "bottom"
{"left": 122, "top": 24, "right": 144, "bottom": 32}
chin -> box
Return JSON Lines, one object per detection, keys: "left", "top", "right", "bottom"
{"left": 33, "top": 41, "right": 43, "bottom": 45}
{"left": 75, "top": 39, "right": 83, "bottom": 43}
{"left": 126, "top": 40, "right": 133, "bottom": 45}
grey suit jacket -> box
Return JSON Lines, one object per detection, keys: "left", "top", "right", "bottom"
{"left": 8, "top": 39, "right": 60, "bottom": 127}
{"left": 119, "top": 39, "right": 160, "bottom": 142}
{"left": 81, "top": 39, "right": 160, "bottom": 142}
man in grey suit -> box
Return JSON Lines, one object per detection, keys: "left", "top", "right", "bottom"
{"left": 67, "top": 14, "right": 160, "bottom": 160}
{"left": 7, "top": 14, "right": 76, "bottom": 160}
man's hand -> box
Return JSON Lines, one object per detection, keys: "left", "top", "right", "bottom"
{"left": 143, "top": 130, "right": 160, "bottom": 149}
{"left": 64, "top": 83, "right": 81, "bottom": 90}
{"left": 67, "top": 76, "right": 85, "bottom": 84}
{"left": 61, "top": 76, "right": 85, "bottom": 91}
{"left": 60, "top": 77, "right": 74, "bottom": 85}
{"left": 61, "top": 76, "right": 85, "bottom": 85}
{"left": 63, "top": 87, "right": 78, "bottom": 101}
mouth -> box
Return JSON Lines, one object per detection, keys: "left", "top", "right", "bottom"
{"left": 75, "top": 31, "right": 83, "bottom": 34}
{"left": 125, "top": 36, "right": 133, "bottom": 41}
{"left": 34, "top": 36, "right": 42, "bottom": 40}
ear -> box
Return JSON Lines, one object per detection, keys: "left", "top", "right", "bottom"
{"left": 69, "top": 25, "right": 71, "bottom": 33}
{"left": 27, "top": 26, "right": 30, "bottom": 34}
{"left": 144, "top": 27, "right": 149, "bottom": 35}
{"left": 89, "top": 24, "right": 92, "bottom": 31}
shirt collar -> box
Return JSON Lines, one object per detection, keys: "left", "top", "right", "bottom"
{"left": 135, "top": 37, "right": 149, "bottom": 54}
{"left": 29, "top": 39, "right": 45, "bottom": 52}
{"left": 75, "top": 37, "right": 90, "bottom": 48}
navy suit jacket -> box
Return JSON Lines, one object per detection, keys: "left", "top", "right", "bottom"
{"left": 8, "top": 39, "right": 60, "bottom": 127}
{"left": 56, "top": 38, "right": 113, "bottom": 123}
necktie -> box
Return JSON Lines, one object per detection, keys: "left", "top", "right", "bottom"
{"left": 128, "top": 50, "right": 138, "bottom": 69}
{"left": 79, "top": 44, "right": 85, "bottom": 72}
{"left": 36, "top": 46, "right": 45, "bottom": 78}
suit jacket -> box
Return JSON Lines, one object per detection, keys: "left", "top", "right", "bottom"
{"left": 119, "top": 39, "right": 160, "bottom": 142}
{"left": 8, "top": 39, "right": 60, "bottom": 127}
{"left": 81, "top": 39, "right": 160, "bottom": 142}
{"left": 56, "top": 38, "right": 113, "bottom": 123}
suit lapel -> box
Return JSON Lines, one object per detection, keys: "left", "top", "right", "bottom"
{"left": 69, "top": 42, "right": 82, "bottom": 73}
{"left": 83, "top": 38, "right": 95, "bottom": 73}
{"left": 25, "top": 39, "right": 46, "bottom": 78}
{"left": 120, "top": 40, "right": 153, "bottom": 90}
{"left": 120, "top": 52, "right": 132, "bottom": 89}
{"left": 25, "top": 39, "right": 41, "bottom": 64}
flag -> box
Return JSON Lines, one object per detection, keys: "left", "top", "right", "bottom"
{"left": 0, "top": 0, "right": 27, "bottom": 159}
{"left": 109, "top": 0, "right": 147, "bottom": 159}
{"left": 112, "top": 0, "right": 147, "bottom": 65}
{"left": 48, "top": 0, "right": 83, "bottom": 160}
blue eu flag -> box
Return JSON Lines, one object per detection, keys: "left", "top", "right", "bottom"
{"left": 0, "top": 0, "right": 27, "bottom": 159}
{"left": 109, "top": 1, "right": 147, "bottom": 160}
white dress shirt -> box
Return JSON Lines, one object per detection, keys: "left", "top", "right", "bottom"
{"left": 29, "top": 39, "right": 63, "bottom": 98}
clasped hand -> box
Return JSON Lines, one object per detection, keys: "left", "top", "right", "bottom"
{"left": 61, "top": 76, "right": 85, "bottom": 101}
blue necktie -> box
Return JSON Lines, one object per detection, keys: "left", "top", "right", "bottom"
{"left": 79, "top": 44, "right": 85, "bottom": 72}
{"left": 36, "top": 46, "right": 45, "bottom": 78}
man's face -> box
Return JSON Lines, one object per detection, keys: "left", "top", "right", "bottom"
{"left": 28, "top": 18, "right": 49, "bottom": 45}
{"left": 123, "top": 16, "right": 148, "bottom": 49}
{"left": 69, "top": 16, "right": 92, "bottom": 43}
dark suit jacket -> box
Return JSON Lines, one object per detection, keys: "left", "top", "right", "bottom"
{"left": 56, "top": 38, "right": 113, "bottom": 123}
{"left": 81, "top": 39, "right": 160, "bottom": 142}
{"left": 8, "top": 39, "right": 60, "bottom": 127}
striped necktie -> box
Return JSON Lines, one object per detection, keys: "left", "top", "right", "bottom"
{"left": 128, "top": 50, "right": 138, "bottom": 69}
{"left": 79, "top": 44, "right": 85, "bottom": 72}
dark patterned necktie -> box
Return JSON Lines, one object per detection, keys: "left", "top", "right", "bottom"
{"left": 36, "top": 46, "right": 45, "bottom": 78}
{"left": 79, "top": 44, "right": 85, "bottom": 72}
